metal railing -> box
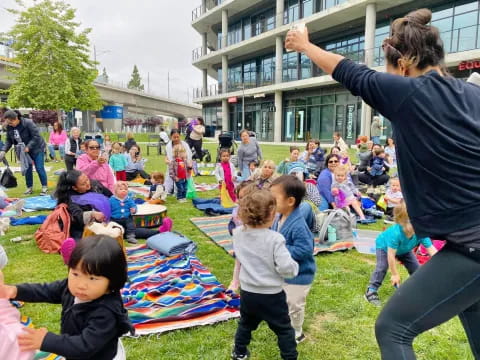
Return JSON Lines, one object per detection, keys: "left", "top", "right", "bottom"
{"left": 192, "top": 46, "right": 212, "bottom": 62}
{"left": 191, "top": 0, "right": 224, "bottom": 21}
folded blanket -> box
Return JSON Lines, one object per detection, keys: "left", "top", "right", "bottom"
{"left": 23, "top": 196, "right": 57, "bottom": 211}
{"left": 192, "top": 198, "right": 233, "bottom": 215}
{"left": 147, "top": 232, "right": 197, "bottom": 256}
{"left": 10, "top": 215, "right": 47, "bottom": 226}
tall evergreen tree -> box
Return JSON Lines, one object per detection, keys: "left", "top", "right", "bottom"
{"left": 101, "top": 67, "right": 109, "bottom": 83}
{"left": 127, "top": 65, "right": 144, "bottom": 91}
{"left": 4, "top": 0, "right": 103, "bottom": 120}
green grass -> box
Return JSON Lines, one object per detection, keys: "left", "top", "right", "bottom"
{"left": 1, "top": 141, "right": 472, "bottom": 360}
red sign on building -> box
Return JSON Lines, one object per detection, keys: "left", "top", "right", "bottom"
{"left": 458, "top": 60, "right": 480, "bottom": 71}
{"left": 227, "top": 96, "right": 238, "bottom": 103}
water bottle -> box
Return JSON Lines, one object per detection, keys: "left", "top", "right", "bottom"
{"left": 327, "top": 225, "right": 337, "bottom": 243}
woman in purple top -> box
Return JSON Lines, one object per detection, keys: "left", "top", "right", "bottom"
{"left": 287, "top": 8, "right": 480, "bottom": 359}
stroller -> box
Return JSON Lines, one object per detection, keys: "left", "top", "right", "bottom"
{"left": 217, "top": 131, "right": 237, "bottom": 165}
{"left": 190, "top": 145, "right": 212, "bottom": 163}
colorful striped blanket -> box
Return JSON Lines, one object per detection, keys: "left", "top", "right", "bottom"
{"left": 121, "top": 245, "right": 240, "bottom": 335}
{"left": 190, "top": 215, "right": 361, "bottom": 256}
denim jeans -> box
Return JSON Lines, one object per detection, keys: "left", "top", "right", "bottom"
{"left": 375, "top": 243, "right": 480, "bottom": 359}
{"left": 48, "top": 144, "right": 65, "bottom": 159}
{"left": 176, "top": 179, "right": 186, "bottom": 200}
{"left": 368, "top": 249, "right": 419, "bottom": 290}
{"left": 25, "top": 151, "right": 48, "bottom": 188}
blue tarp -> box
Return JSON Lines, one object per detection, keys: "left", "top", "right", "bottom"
{"left": 192, "top": 198, "right": 233, "bottom": 215}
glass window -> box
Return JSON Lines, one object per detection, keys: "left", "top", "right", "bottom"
{"left": 453, "top": 11, "right": 478, "bottom": 29}
{"left": 432, "top": 17, "right": 453, "bottom": 33}
{"left": 307, "top": 96, "right": 321, "bottom": 105}
{"left": 455, "top": 1, "right": 478, "bottom": 15}
{"left": 285, "top": 0, "right": 300, "bottom": 24}
{"left": 252, "top": 8, "right": 276, "bottom": 36}
{"left": 243, "top": 19, "right": 251, "bottom": 40}
{"left": 283, "top": 52, "right": 299, "bottom": 81}
{"left": 284, "top": 108, "right": 295, "bottom": 141}
{"left": 300, "top": 53, "right": 312, "bottom": 79}
{"left": 243, "top": 60, "right": 257, "bottom": 89}
{"left": 228, "top": 64, "right": 242, "bottom": 91}
{"left": 302, "top": 0, "right": 313, "bottom": 18}
{"left": 457, "top": 25, "right": 477, "bottom": 51}
{"left": 261, "top": 55, "right": 275, "bottom": 85}
{"left": 320, "top": 105, "right": 334, "bottom": 140}
{"left": 432, "top": 6, "right": 453, "bottom": 21}
{"left": 321, "top": 94, "right": 334, "bottom": 104}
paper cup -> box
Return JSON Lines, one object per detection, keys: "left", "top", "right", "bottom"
{"left": 286, "top": 23, "right": 306, "bottom": 52}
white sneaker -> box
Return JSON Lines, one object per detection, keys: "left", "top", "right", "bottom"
{"left": 24, "top": 188, "right": 33, "bottom": 195}
{"left": 40, "top": 187, "right": 48, "bottom": 196}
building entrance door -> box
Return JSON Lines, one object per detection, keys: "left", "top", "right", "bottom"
{"left": 294, "top": 108, "right": 306, "bottom": 141}
{"left": 335, "top": 103, "right": 357, "bottom": 143}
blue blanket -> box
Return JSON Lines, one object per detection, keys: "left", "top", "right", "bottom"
{"left": 10, "top": 215, "right": 47, "bottom": 226}
{"left": 23, "top": 196, "right": 57, "bottom": 211}
{"left": 192, "top": 198, "right": 233, "bottom": 215}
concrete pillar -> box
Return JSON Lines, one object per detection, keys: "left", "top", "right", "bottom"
{"left": 202, "top": 32, "right": 208, "bottom": 56}
{"left": 202, "top": 69, "right": 208, "bottom": 97}
{"left": 222, "top": 98, "right": 229, "bottom": 132}
{"left": 222, "top": 9, "right": 228, "bottom": 49}
{"left": 360, "top": 2, "right": 376, "bottom": 137}
{"left": 276, "top": 0, "right": 284, "bottom": 27}
{"left": 222, "top": 55, "right": 228, "bottom": 94}
{"left": 275, "top": 36, "right": 283, "bottom": 84}
{"left": 201, "top": 0, "right": 206, "bottom": 12}
{"left": 274, "top": 91, "right": 282, "bottom": 143}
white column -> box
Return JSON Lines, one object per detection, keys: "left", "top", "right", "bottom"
{"left": 201, "top": 0, "right": 206, "bottom": 12}
{"left": 222, "top": 9, "right": 228, "bottom": 49}
{"left": 202, "top": 69, "right": 208, "bottom": 97}
{"left": 222, "top": 98, "right": 229, "bottom": 132}
{"left": 275, "top": 36, "right": 283, "bottom": 84}
{"left": 360, "top": 2, "right": 376, "bottom": 137}
{"left": 274, "top": 91, "right": 282, "bottom": 143}
{"left": 276, "top": 0, "right": 284, "bottom": 28}
{"left": 222, "top": 55, "right": 228, "bottom": 94}
{"left": 202, "top": 32, "right": 208, "bottom": 56}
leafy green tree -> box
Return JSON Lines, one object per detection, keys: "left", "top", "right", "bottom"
{"left": 100, "top": 67, "right": 109, "bottom": 83}
{"left": 4, "top": 0, "right": 103, "bottom": 120}
{"left": 127, "top": 64, "right": 144, "bottom": 91}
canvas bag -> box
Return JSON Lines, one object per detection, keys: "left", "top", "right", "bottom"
{"left": 34, "top": 203, "right": 71, "bottom": 253}
{"left": 186, "top": 177, "right": 197, "bottom": 199}
{"left": 317, "top": 208, "right": 356, "bottom": 243}
{"left": 0, "top": 159, "right": 17, "bottom": 189}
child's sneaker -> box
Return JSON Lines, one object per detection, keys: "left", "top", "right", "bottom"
{"left": 126, "top": 234, "right": 138, "bottom": 244}
{"left": 231, "top": 349, "right": 249, "bottom": 360}
{"left": 364, "top": 290, "right": 381, "bottom": 306}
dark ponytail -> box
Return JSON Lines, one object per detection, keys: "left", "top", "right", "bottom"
{"left": 54, "top": 170, "right": 83, "bottom": 204}
{"left": 385, "top": 8, "right": 445, "bottom": 71}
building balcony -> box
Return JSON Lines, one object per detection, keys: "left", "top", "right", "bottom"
{"left": 191, "top": 0, "right": 412, "bottom": 70}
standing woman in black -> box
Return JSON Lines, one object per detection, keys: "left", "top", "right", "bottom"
{"left": 286, "top": 8, "right": 480, "bottom": 360}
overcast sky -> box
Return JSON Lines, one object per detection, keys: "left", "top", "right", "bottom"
{"left": 0, "top": 0, "right": 203, "bottom": 104}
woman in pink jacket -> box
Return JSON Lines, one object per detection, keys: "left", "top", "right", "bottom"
{"left": 76, "top": 139, "right": 115, "bottom": 192}
{"left": 47, "top": 121, "right": 68, "bottom": 162}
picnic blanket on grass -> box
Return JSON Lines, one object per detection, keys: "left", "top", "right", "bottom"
{"left": 129, "top": 183, "right": 218, "bottom": 198}
{"left": 23, "top": 196, "right": 57, "bottom": 211}
{"left": 19, "top": 314, "right": 64, "bottom": 359}
{"left": 190, "top": 215, "right": 367, "bottom": 256}
{"left": 121, "top": 245, "right": 240, "bottom": 335}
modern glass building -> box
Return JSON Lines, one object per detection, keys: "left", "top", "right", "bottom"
{"left": 191, "top": 0, "right": 480, "bottom": 143}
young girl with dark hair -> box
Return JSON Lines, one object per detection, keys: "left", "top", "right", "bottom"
{"left": 287, "top": 7, "right": 480, "bottom": 358}
{"left": 0, "top": 235, "right": 134, "bottom": 360}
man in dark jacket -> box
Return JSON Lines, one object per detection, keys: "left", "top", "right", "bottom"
{"left": 0, "top": 110, "right": 48, "bottom": 195}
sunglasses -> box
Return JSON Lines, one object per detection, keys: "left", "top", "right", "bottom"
{"left": 328, "top": 160, "right": 339, "bottom": 164}
{"left": 88, "top": 146, "right": 100, "bottom": 150}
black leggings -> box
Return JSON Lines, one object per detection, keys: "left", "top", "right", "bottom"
{"left": 376, "top": 243, "right": 480, "bottom": 359}
{"left": 358, "top": 172, "right": 389, "bottom": 186}
{"left": 187, "top": 137, "right": 203, "bottom": 161}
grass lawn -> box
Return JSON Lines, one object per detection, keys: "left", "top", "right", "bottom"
{"left": 0, "top": 140, "right": 473, "bottom": 360}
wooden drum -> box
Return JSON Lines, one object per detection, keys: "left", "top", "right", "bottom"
{"left": 133, "top": 204, "right": 167, "bottom": 228}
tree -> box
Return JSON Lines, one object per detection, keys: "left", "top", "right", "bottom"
{"left": 99, "top": 67, "right": 109, "bottom": 83}
{"left": 4, "top": 0, "right": 103, "bottom": 121}
{"left": 127, "top": 65, "right": 144, "bottom": 91}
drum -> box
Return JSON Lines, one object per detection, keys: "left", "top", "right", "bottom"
{"left": 133, "top": 204, "right": 167, "bottom": 228}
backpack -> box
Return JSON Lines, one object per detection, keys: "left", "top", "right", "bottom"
{"left": 34, "top": 203, "right": 71, "bottom": 253}
{"left": 317, "top": 208, "right": 356, "bottom": 243}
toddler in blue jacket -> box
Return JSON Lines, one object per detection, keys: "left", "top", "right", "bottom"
{"left": 110, "top": 181, "right": 137, "bottom": 244}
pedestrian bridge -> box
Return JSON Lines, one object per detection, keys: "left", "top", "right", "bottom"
{"left": 0, "top": 59, "right": 201, "bottom": 120}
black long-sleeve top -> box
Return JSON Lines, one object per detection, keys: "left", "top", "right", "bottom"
{"left": 333, "top": 59, "right": 480, "bottom": 240}
{"left": 15, "top": 279, "right": 133, "bottom": 360}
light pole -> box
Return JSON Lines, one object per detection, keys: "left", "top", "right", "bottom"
{"left": 93, "top": 45, "right": 111, "bottom": 70}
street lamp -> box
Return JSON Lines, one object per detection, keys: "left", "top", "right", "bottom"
{"left": 93, "top": 45, "right": 111, "bottom": 69}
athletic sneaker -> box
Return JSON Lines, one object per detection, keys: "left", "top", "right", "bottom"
{"left": 231, "top": 349, "right": 249, "bottom": 360}
{"left": 23, "top": 188, "right": 33, "bottom": 195}
{"left": 296, "top": 333, "right": 307, "bottom": 344}
{"left": 40, "top": 187, "right": 48, "bottom": 196}
{"left": 364, "top": 290, "right": 381, "bottom": 306}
